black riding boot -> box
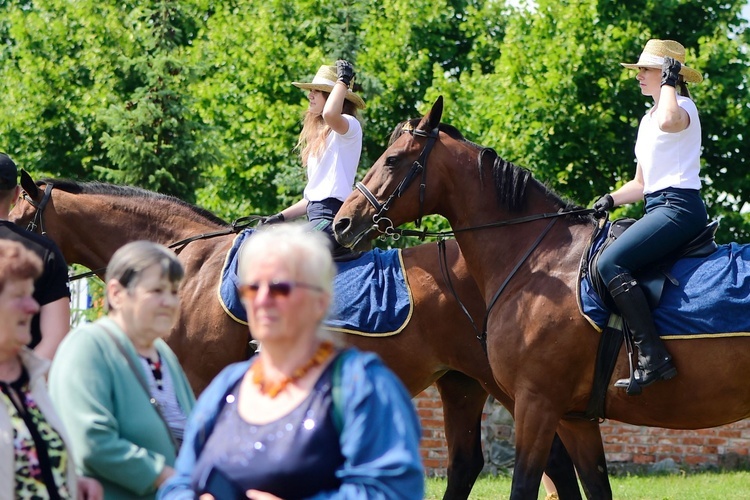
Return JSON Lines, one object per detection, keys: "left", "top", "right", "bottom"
{"left": 609, "top": 273, "right": 677, "bottom": 390}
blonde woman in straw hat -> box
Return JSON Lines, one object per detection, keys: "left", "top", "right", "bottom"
{"left": 591, "top": 39, "right": 708, "bottom": 393}
{"left": 260, "top": 61, "right": 365, "bottom": 260}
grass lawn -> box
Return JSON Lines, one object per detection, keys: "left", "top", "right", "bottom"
{"left": 424, "top": 471, "right": 750, "bottom": 499}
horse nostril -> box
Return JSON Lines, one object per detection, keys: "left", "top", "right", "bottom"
{"left": 333, "top": 217, "right": 351, "bottom": 237}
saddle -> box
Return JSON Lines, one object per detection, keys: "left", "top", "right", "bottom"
{"left": 587, "top": 218, "right": 719, "bottom": 310}
{"left": 576, "top": 218, "right": 719, "bottom": 415}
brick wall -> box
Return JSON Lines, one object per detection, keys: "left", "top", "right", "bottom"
{"left": 414, "top": 385, "right": 750, "bottom": 476}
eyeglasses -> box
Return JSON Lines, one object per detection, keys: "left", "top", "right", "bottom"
{"left": 237, "top": 280, "right": 324, "bottom": 300}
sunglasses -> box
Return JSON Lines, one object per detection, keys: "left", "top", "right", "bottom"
{"left": 238, "top": 280, "right": 324, "bottom": 300}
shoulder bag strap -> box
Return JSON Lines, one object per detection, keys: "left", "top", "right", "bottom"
{"left": 100, "top": 324, "right": 180, "bottom": 452}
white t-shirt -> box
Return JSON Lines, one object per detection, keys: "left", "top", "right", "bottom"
{"left": 304, "top": 114, "right": 362, "bottom": 203}
{"left": 634, "top": 95, "right": 702, "bottom": 195}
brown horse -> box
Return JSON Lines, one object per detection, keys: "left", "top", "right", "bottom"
{"left": 10, "top": 170, "right": 580, "bottom": 500}
{"left": 333, "top": 97, "right": 750, "bottom": 499}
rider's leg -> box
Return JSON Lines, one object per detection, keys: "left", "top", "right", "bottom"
{"left": 306, "top": 198, "right": 359, "bottom": 260}
{"left": 597, "top": 188, "right": 707, "bottom": 389}
{"left": 608, "top": 272, "right": 676, "bottom": 387}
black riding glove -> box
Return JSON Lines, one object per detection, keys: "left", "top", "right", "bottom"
{"left": 592, "top": 194, "right": 614, "bottom": 217}
{"left": 661, "top": 56, "right": 681, "bottom": 88}
{"left": 336, "top": 60, "right": 355, "bottom": 88}
{"left": 260, "top": 213, "right": 285, "bottom": 226}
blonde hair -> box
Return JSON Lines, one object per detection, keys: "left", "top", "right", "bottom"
{"left": 295, "top": 94, "right": 361, "bottom": 167}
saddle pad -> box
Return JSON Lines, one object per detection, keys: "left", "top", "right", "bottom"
{"left": 580, "top": 241, "right": 750, "bottom": 338}
{"left": 218, "top": 229, "right": 413, "bottom": 336}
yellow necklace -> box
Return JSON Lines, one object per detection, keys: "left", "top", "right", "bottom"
{"left": 251, "top": 341, "right": 335, "bottom": 398}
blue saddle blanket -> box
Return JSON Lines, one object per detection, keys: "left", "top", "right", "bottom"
{"left": 580, "top": 235, "right": 750, "bottom": 338}
{"left": 219, "top": 229, "right": 413, "bottom": 336}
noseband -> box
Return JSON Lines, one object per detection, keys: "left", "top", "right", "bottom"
{"left": 355, "top": 124, "right": 439, "bottom": 240}
{"left": 23, "top": 183, "right": 55, "bottom": 236}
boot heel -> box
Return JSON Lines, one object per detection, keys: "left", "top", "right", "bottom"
{"left": 658, "top": 364, "right": 677, "bottom": 380}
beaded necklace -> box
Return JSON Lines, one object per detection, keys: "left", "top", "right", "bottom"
{"left": 141, "top": 354, "right": 163, "bottom": 391}
{"left": 251, "top": 341, "right": 335, "bottom": 398}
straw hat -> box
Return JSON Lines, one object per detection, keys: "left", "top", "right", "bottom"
{"left": 621, "top": 39, "right": 703, "bottom": 83}
{"left": 292, "top": 65, "right": 366, "bottom": 109}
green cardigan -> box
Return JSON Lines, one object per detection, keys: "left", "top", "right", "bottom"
{"left": 49, "top": 317, "right": 196, "bottom": 500}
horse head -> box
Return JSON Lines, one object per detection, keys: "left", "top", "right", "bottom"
{"left": 10, "top": 170, "right": 57, "bottom": 238}
{"left": 334, "top": 96, "right": 447, "bottom": 249}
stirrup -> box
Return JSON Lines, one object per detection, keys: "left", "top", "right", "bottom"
{"left": 613, "top": 326, "right": 643, "bottom": 395}
{"left": 613, "top": 343, "right": 642, "bottom": 395}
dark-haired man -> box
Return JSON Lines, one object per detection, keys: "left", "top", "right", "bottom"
{"left": 0, "top": 153, "right": 70, "bottom": 359}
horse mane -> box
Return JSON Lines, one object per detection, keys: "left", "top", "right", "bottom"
{"left": 390, "top": 119, "right": 586, "bottom": 219}
{"left": 38, "top": 178, "right": 229, "bottom": 226}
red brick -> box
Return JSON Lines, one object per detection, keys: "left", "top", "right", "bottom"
{"left": 679, "top": 436, "right": 705, "bottom": 446}
{"left": 420, "top": 418, "right": 445, "bottom": 429}
{"left": 421, "top": 439, "right": 445, "bottom": 449}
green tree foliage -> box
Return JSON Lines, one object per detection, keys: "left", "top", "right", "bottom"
{"left": 429, "top": 0, "right": 750, "bottom": 241}
{"left": 0, "top": 0, "right": 748, "bottom": 240}
{"left": 98, "top": 1, "right": 216, "bottom": 201}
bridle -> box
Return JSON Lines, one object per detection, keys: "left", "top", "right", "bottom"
{"left": 22, "top": 183, "right": 54, "bottom": 236}
{"left": 355, "top": 123, "right": 439, "bottom": 240}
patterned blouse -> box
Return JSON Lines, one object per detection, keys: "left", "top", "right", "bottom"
{"left": 0, "top": 368, "right": 71, "bottom": 499}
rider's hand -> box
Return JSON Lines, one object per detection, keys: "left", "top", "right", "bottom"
{"left": 592, "top": 194, "right": 614, "bottom": 218}
{"left": 260, "top": 213, "right": 285, "bottom": 226}
{"left": 335, "top": 60, "right": 355, "bottom": 88}
{"left": 661, "top": 56, "right": 681, "bottom": 88}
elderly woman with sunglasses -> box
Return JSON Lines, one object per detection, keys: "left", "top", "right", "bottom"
{"left": 158, "top": 224, "right": 423, "bottom": 500}
{"left": 49, "top": 241, "right": 196, "bottom": 499}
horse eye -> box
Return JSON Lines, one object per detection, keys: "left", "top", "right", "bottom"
{"left": 385, "top": 156, "right": 398, "bottom": 167}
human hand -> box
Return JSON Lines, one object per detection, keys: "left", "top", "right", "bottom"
{"left": 153, "top": 465, "right": 175, "bottom": 488}
{"left": 77, "top": 476, "right": 103, "bottom": 500}
{"left": 336, "top": 60, "right": 355, "bottom": 88}
{"left": 661, "top": 56, "right": 681, "bottom": 88}
{"left": 260, "top": 213, "right": 285, "bottom": 226}
{"left": 592, "top": 194, "right": 614, "bottom": 217}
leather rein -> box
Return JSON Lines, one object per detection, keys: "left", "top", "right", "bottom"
{"left": 355, "top": 124, "right": 594, "bottom": 350}
{"left": 20, "top": 183, "right": 256, "bottom": 282}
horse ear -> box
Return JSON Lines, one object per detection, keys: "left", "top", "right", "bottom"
{"left": 19, "top": 169, "right": 38, "bottom": 198}
{"left": 419, "top": 95, "right": 443, "bottom": 132}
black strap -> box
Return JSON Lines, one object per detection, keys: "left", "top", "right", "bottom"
{"left": 437, "top": 240, "right": 481, "bottom": 340}
{"left": 479, "top": 217, "right": 558, "bottom": 351}
{"left": 100, "top": 324, "right": 180, "bottom": 452}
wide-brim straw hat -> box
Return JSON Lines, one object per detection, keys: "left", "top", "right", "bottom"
{"left": 292, "top": 65, "right": 366, "bottom": 109}
{"left": 621, "top": 39, "right": 703, "bottom": 83}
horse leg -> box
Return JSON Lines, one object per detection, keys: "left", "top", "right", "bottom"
{"left": 545, "top": 433, "right": 582, "bottom": 500}
{"left": 510, "top": 402, "right": 562, "bottom": 500}
{"left": 557, "top": 420, "right": 612, "bottom": 500}
{"left": 434, "top": 371, "right": 488, "bottom": 500}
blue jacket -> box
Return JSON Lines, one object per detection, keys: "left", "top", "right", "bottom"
{"left": 158, "top": 348, "right": 423, "bottom": 499}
